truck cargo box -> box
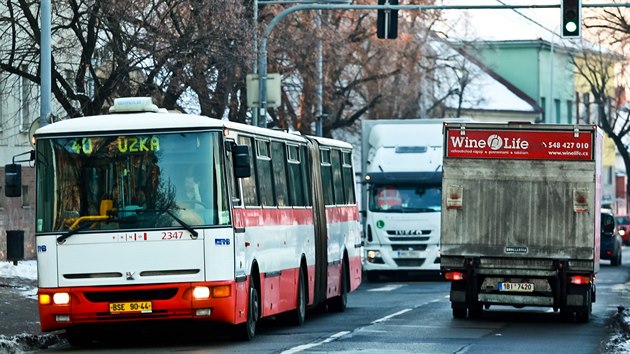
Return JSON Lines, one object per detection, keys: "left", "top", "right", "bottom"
{"left": 440, "top": 122, "right": 603, "bottom": 322}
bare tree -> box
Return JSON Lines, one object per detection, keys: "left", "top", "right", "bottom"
{"left": 258, "top": 0, "right": 455, "bottom": 137}
{"left": 0, "top": 0, "right": 254, "bottom": 120}
{"left": 582, "top": 6, "right": 630, "bottom": 199}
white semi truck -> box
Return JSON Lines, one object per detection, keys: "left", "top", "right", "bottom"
{"left": 360, "top": 119, "right": 446, "bottom": 281}
{"left": 440, "top": 122, "right": 603, "bottom": 322}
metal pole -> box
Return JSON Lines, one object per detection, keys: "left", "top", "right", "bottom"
{"left": 40, "top": 0, "right": 51, "bottom": 127}
{"left": 316, "top": 10, "right": 323, "bottom": 136}
{"left": 252, "top": 0, "right": 259, "bottom": 126}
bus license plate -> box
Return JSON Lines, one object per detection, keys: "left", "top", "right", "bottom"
{"left": 498, "top": 282, "right": 534, "bottom": 292}
{"left": 109, "top": 301, "right": 152, "bottom": 314}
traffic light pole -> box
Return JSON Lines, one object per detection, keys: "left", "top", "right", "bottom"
{"left": 256, "top": 2, "right": 630, "bottom": 127}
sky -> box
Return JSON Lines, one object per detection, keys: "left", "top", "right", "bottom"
{"left": 436, "top": 0, "right": 580, "bottom": 42}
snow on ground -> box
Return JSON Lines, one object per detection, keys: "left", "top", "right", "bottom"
{"left": 0, "top": 260, "right": 63, "bottom": 353}
{"left": 0, "top": 260, "right": 37, "bottom": 281}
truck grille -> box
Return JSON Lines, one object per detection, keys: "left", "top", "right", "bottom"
{"left": 388, "top": 237, "right": 430, "bottom": 242}
{"left": 394, "top": 259, "right": 425, "bottom": 267}
{"left": 392, "top": 244, "right": 427, "bottom": 251}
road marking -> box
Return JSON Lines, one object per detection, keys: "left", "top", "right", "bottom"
{"left": 282, "top": 295, "right": 447, "bottom": 353}
{"left": 367, "top": 284, "right": 405, "bottom": 292}
{"left": 372, "top": 308, "right": 412, "bottom": 324}
{"left": 281, "top": 331, "right": 351, "bottom": 354}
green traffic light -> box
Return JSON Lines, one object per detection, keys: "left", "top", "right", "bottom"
{"left": 565, "top": 21, "right": 578, "bottom": 34}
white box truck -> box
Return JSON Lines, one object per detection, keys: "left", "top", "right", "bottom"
{"left": 360, "top": 119, "right": 448, "bottom": 281}
{"left": 440, "top": 122, "right": 603, "bottom": 322}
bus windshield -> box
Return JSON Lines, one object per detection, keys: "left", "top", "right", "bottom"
{"left": 35, "top": 131, "right": 231, "bottom": 233}
{"left": 369, "top": 184, "right": 441, "bottom": 213}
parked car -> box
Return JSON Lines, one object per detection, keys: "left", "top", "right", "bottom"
{"left": 601, "top": 210, "right": 622, "bottom": 266}
{"left": 615, "top": 214, "right": 630, "bottom": 245}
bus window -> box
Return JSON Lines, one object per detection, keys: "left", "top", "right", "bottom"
{"left": 239, "top": 136, "right": 259, "bottom": 206}
{"left": 331, "top": 149, "right": 344, "bottom": 205}
{"left": 271, "top": 141, "right": 289, "bottom": 207}
{"left": 256, "top": 139, "right": 274, "bottom": 206}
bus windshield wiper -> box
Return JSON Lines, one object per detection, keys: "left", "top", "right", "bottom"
{"left": 57, "top": 216, "right": 112, "bottom": 244}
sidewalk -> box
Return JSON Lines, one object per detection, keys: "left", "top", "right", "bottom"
{"left": 0, "top": 272, "right": 39, "bottom": 337}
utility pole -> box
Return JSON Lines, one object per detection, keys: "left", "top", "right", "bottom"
{"left": 40, "top": 0, "right": 52, "bottom": 127}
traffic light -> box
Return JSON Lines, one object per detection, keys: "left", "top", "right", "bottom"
{"left": 561, "top": 0, "right": 581, "bottom": 38}
{"left": 377, "top": 0, "right": 398, "bottom": 39}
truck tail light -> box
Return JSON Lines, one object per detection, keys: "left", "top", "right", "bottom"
{"left": 570, "top": 275, "right": 591, "bottom": 285}
{"left": 444, "top": 271, "right": 465, "bottom": 281}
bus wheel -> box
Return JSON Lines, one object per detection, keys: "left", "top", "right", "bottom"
{"left": 236, "top": 278, "right": 259, "bottom": 340}
{"left": 328, "top": 263, "right": 348, "bottom": 312}
{"left": 289, "top": 270, "right": 307, "bottom": 326}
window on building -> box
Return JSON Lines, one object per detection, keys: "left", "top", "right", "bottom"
{"left": 554, "top": 99, "right": 561, "bottom": 123}
{"left": 608, "top": 167, "right": 614, "bottom": 184}
{"left": 21, "top": 185, "right": 29, "bottom": 207}
{"left": 540, "top": 97, "right": 546, "bottom": 122}
{"left": 0, "top": 88, "right": 4, "bottom": 132}
{"left": 20, "top": 65, "right": 30, "bottom": 132}
{"left": 566, "top": 100, "right": 573, "bottom": 124}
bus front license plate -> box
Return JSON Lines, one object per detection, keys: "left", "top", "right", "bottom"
{"left": 498, "top": 282, "right": 534, "bottom": 292}
{"left": 109, "top": 301, "right": 152, "bottom": 314}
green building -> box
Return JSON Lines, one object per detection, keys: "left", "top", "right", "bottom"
{"left": 464, "top": 39, "right": 577, "bottom": 124}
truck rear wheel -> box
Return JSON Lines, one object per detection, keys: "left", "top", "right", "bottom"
{"left": 452, "top": 306, "right": 467, "bottom": 319}
{"left": 468, "top": 303, "right": 483, "bottom": 319}
{"left": 576, "top": 291, "right": 592, "bottom": 323}
{"left": 450, "top": 281, "right": 468, "bottom": 319}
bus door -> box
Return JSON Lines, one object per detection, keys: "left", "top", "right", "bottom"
{"left": 225, "top": 139, "right": 247, "bottom": 282}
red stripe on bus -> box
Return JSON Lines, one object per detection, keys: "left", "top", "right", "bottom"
{"left": 232, "top": 205, "right": 359, "bottom": 228}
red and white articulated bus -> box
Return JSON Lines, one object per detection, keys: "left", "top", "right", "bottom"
{"left": 23, "top": 98, "right": 362, "bottom": 344}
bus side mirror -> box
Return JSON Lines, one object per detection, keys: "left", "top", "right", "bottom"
{"left": 5, "top": 163, "right": 22, "bottom": 197}
{"left": 233, "top": 144, "right": 251, "bottom": 178}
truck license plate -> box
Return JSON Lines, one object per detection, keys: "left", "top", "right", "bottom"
{"left": 109, "top": 301, "right": 152, "bottom": 314}
{"left": 498, "top": 282, "right": 534, "bottom": 292}
{"left": 397, "top": 250, "right": 421, "bottom": 258}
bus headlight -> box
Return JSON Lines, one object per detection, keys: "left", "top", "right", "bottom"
{"left": 193, "top": 286, "right": 210, "bottom": 299}
{"left": 53, "top": 292, "right": 70, "bottom": 305}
